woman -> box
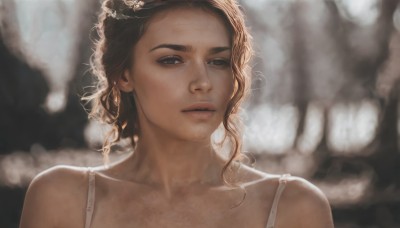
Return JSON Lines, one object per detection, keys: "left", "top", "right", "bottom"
{"left": 20, "top": 0, "right": 334, "bottom": 227}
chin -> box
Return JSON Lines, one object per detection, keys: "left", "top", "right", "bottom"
{"left": 185, "top": 133, "right": 212, "bottom": 142}
{"left": 180, "top": 128, "right": 216, "bottom": 142}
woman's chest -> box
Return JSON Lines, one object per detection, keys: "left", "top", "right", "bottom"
{"left": 90, "top": 206, "right": 267, "bottom": 228}
{"left": 89, "top": 187, "right": 270, "bottom": 228}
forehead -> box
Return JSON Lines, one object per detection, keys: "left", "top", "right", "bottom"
{"left": 139, "top": 7, "right": 231, "bottom": 48}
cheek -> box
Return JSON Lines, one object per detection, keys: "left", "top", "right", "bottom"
{"left": 218, "top": 74, "right": 235, "bottom": 100}
{"left": 133, "top": 70, "right": 185, "bottom": 109}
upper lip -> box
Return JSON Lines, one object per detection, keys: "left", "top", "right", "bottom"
{"left": 182, "top": 103, "right": 217, "bottom": 112}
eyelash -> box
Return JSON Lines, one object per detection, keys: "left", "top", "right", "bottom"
{"left": 208, "top": 59, "right": 230, "bottom": 67}
{"left": 157, "top": 56, "right": 231, "bottom": 67}
{"left": 157, "top": 56, "right": 183, "bottom": 65}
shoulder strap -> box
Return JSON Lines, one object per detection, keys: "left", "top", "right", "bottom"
{"left": 266, "top": 174, "right": 290, "bottom": 228}
{"left": 85, "top": 167, "right": 96, "bottom": 228}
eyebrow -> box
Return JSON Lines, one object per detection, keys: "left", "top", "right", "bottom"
{"left": 149, "top": 44, "right": 231, "bottom": 54}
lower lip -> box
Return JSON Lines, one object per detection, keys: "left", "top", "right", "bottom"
{"left": 182, "top": 111, "right": 215, "bottom": 119}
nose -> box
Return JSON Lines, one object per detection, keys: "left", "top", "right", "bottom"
{"left": 189, "top": 61, "right": 212, "bottom": 93}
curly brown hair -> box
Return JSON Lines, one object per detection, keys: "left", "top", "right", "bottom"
{"left": 86, "top": 0, "right": 253, "bottom": 184}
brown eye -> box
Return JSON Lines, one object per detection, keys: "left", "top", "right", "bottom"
{"left": 208, "top": 59, "right": 230, "bottom": 67}
{"left": 157, "top": 56, "right": 183, "bottom": 65}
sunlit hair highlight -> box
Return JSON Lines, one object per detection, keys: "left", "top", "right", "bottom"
{"left": 86, "top": 0, "right": 253, "bottom": 184}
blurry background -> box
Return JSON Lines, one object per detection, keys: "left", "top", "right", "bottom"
{"left": 1, "top": 0, "right": 400, "bottom": 227}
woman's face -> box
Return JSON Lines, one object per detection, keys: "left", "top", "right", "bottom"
{"left": 121, "top": 7, "right": 234, "bottom": 142}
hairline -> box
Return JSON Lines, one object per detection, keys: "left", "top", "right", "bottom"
{"left": 128, "top": 2, "right": 234, "bottom": 69}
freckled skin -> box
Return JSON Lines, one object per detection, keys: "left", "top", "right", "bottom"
{"left": 19, "top": 7, "right": 334, "bottom": 228}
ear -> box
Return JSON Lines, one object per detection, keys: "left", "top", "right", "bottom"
{"left": 117, "top": 69, "right": 135, "bottom": 92}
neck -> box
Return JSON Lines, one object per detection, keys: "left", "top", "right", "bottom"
{"left": 126, "top": 134, "right": 225, "bottom": 197}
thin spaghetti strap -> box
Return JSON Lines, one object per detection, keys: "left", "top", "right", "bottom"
{"left": 85, "top": 167, "right": 96, "bottom": 228}
{"left": 266, "top": 174, "right": 290, "bottom": 228}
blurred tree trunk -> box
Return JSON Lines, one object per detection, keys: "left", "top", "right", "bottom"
{"left": 0, "top": 0, "right": 50, "bottom": 153}
{"left": 49, "top": 0, "right": 103, "bottom": 149}
{"left": 358, "top": 0, "right": 400, "bottom": 99}
{"left": 291, "top": 1, "right": 309, "bottom": 143}
{"left": 366, "top": 0, "right": 400, "bottom": 189}
{"left": 371, "top": 83, "right": 400, "bottom": 188}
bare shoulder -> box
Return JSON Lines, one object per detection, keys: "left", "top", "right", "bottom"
{"left": 20, "top": 165, "right": 90, "bottom": 228}
{"left": 31, "top": 165, "right": 88, "bottom": 186}
{"left": 279, "top": 176, "right": 334, "bottom": 228}
{"left": 235, "top": 166, "right": 334, "bottom": 228}
{"left": 26, "top": 165, "right": 88, "bottom": 198}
